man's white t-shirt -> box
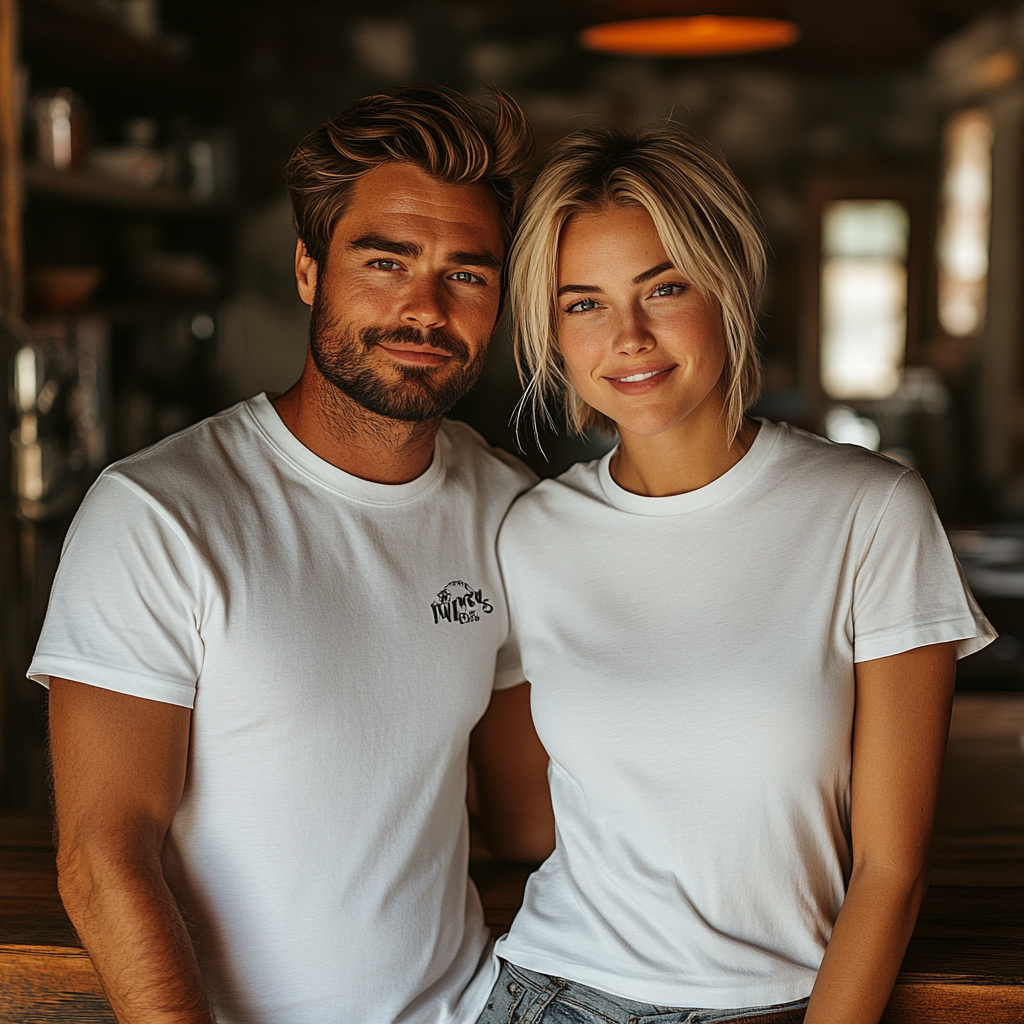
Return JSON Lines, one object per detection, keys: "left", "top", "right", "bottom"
{"left": 492, "top": 419, "right": 993, "bottom": 1010}
{"left": 29, "top": 394, "right": 536, "bottom": 1024}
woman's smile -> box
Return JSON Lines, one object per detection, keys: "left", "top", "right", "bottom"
{"left": 605, "top": 364, "right": 676, "bottom": 395}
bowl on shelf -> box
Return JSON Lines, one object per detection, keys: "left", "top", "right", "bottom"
{"left": 131, "top": 251, "right": 222, "bottom": 297}
{"left": 27, "top": 264, "right": 105, "bottom": 313}
{"left": 90, "top": 146, "right": 166, "bottom": 189}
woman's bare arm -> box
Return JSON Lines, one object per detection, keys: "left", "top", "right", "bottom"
{"left": 50, "top": 678, "right": 215, "bottom": 1024}
{"left": 803, "top": 641, "right": 956, "bottom": 1024}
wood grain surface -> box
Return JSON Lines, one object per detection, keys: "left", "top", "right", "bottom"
{"left": 1, "top": 694, "right": 1020, "bottom": 1021}
{"left": 0, "top": 945, "right": 114, "bottom": 1023}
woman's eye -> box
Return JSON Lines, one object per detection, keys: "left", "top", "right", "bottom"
{"left": 450, "top": 271, "right": 483, "bottom": 284}
{"left": 565, "top": 298, "right": 599, "bottom": 314}
{"left": 652, "top": 282, "right": 685, "bottom": 298}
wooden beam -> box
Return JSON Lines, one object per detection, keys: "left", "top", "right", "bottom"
{"left": 0, "top": 944, "right": 114, "bottom": 1022}
{"left": 0, "top": 0, "right": 22, "bottom": 317}
{"left": 882, "top": 981, "right": 1024, "bottom": 1023}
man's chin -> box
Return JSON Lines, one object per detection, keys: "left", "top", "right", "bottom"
{"left": 325, "top": 371, "right": 472, "bottom": 424}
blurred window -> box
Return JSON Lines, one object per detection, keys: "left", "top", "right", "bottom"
{"left": 820, "top": 199, "right": 910, "bottom": 399}
{"left": 824, "top": 406, "right": 881, "bottom": 450}
{"left": 937, "top": 109, "right": 993, "bottom": 337}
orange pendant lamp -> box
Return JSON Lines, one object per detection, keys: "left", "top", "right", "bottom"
{"left": 581, "top": 3, "right": 800, "bottom": 58}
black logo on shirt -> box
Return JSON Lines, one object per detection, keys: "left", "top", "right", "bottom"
{"left": 431, "top": 580, "right": 494, "bottom": 625}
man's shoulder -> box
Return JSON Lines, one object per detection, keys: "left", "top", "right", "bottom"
{"left": 439, "top": 419, "right": 538, "bottom": 493}
{"left": 84, "top": 398, "right": 275, "bottom": 531}
{"left": 108, "top": 398, "right": 263, "bottom": 490}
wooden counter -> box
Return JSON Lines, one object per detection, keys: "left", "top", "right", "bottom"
{"left": 3, "top": 695, "right": 1022, "bottom": 1022}
{"left": 2, "top": 836, "right": 1020, "bottom": 1023}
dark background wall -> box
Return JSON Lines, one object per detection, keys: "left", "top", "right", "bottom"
{"left": 3, "top": 0, "right": 1022, "bottom": 813}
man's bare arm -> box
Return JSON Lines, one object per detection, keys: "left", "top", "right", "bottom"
{"left": 49, "top": 678, "right": 215, "bottom": 1024}
{"left": 470, "top": 682, "right": 554, "bottom": 863}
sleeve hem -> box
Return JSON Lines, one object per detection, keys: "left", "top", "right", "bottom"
{"left": 28, "top": 656, "right": 197, "bottom": 709}
{"left": 493, "top": 665, "right": 527, "bottom": 691}
{"left": 853, "top": 618, "right": 998, "bottom": 664}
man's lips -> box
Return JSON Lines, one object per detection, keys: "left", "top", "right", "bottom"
{"left": 375, "top": 344, "right": 453, "bottom": 366}
{"left": 604, "top": 365, "right": 676, "bottom": 395}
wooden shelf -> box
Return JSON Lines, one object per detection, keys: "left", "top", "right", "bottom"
{"left": 24, "top": 165, "right": 231, "bottom": 215}
{"left": 22, "top": 0, "right": 218, "bottom": 98}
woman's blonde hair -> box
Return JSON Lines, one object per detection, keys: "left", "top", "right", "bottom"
{"left": 509, "top": 124, "right": 765, "bottom": 445}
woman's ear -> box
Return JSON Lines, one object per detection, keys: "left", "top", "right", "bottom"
{"left": 295, "top": 240, "right": 318, "bottom": 307}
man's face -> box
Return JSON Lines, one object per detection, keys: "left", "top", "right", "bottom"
{"left": 300, "top": 162, "right": 505, "bottom": 422}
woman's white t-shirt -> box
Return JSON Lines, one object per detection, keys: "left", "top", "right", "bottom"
{"left": 493, "top": 419, "right": 993, "bottom": 1009}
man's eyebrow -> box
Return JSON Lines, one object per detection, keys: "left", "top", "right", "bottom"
{"left": 348, "top": 235, "right": 422, "bottom": 258}
{"left": 447, "top": 251, "right": 503, "bottom": 272}
{"left": 557, "top": 262, "right": 676, "bottom": 296}
{"left": 632, "top": 261, "right": 674, "bottom": 285}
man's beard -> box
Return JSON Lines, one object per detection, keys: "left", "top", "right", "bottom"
{"left": 308, "top": 287, "right": 487, "bottom": 423}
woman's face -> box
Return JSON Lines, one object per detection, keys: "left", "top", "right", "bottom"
{"left": 556, "top": 203, "right": 727, "bottom": 442}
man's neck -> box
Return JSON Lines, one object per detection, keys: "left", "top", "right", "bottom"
{"left": 271, "top": 363, "right": 441, "bottom": 485}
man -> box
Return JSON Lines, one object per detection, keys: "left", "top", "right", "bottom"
{"left": 33, "top": 85, "right": 552, "bottom": 1024}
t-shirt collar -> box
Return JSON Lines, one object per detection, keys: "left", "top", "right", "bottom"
{"left": 245, "top": 392, "right": 446, "bottom": 504}
{"left": 597, "top": 418, "right": 779, "bottom": 516}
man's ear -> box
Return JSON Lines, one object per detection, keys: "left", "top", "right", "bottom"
{"left": 492, "top": 270, "right": 508, "bottom": 333}
{"left": 295, "top": 239, "right": 318, "bottom": 306}
{"left": 491, "top": 303, "right": 506, "bottom": 338}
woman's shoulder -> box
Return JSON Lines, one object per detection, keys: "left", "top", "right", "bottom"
{"left": 500, "top": 456, "right": 607, "bottom": 534}
{"left": 765, "top": 419, "right": 911, "bottom": 493}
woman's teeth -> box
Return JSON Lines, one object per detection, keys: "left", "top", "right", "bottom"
{"left": 617, "top": 370, "right": 661, "bottom": 383}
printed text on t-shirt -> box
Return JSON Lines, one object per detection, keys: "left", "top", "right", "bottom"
{"left": 431, "top": 581, "right": 494, "bottom": 624}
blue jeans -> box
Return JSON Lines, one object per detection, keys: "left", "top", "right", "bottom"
{"left": 474, "top": 961, "right": 809, "bottom": 1024}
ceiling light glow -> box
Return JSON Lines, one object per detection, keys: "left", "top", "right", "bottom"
{"left": 581, "top": 16, "right": 800, "bottom": 57}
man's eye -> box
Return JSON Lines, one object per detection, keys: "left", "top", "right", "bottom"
{"left": 652, "top": 282, "right": 685, "bottom": 297}
{"left": 370, "top": 260, "right": 400, "bottom": 271}
{"left": 450, "top": 271, "right": 483, "bottom": 284}
{"left": 565, "top": 298, "right": 599, "bottom": 314}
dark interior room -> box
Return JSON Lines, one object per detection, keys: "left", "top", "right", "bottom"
{"left": 0, "top": 2, "right": 1021, "bottom": 1021}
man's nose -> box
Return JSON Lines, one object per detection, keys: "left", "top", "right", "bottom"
{"left": 400, "top": 276, "right": 447, "bottom": 331}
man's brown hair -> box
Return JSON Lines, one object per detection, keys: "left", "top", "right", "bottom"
{"left": 285, "top": 84, "right": 534, "bottom": 265}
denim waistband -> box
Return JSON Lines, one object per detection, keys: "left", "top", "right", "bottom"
{"left": 500, "top": 960, "right": 809, "bottom": 1024}
{"left": 504, "top": 961, "right": 684, "bottom": 1018}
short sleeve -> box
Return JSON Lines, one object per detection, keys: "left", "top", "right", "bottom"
{"left": 492, "top": 512, "right": 527, "bottom": 691}
{"left": 852, "top": 471, "right": 996, "bottom": 663}
{"left": 28, "top": 473, "right": 204, "bottom": 707}
{"left": 493, "top": 623, "right": 525, "bottom": 691}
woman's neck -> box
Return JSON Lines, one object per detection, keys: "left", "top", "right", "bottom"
{"left": 610, "top": 413, "right": 760, "bottom": 498}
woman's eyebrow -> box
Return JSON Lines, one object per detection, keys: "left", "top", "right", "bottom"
{"left": 557, "top": 262, "right": 676, "bottom": 296}
{"left": 632, "top": 261, "right": 674, "bottom": 285}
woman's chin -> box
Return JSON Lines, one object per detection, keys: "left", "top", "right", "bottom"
{"left": 608, "top": 402, "right": 711, "bottom": 442}
{"left": 613, "top": 416, "right": 686, "bottom": 443}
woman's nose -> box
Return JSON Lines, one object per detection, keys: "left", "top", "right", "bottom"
{"left": 614, "top": 308, "right": 655, "bottom": 355}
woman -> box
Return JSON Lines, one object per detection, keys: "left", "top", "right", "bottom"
{"left": 474, "top": 126, "right": 994, "bottom": 1024}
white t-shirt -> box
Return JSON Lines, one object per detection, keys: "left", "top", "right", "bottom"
{"left": 29, "top": 394, "right": 536, "bottom": 1024}
{"left": 492, "top": 419, "right": 993, "bottom": 1010}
